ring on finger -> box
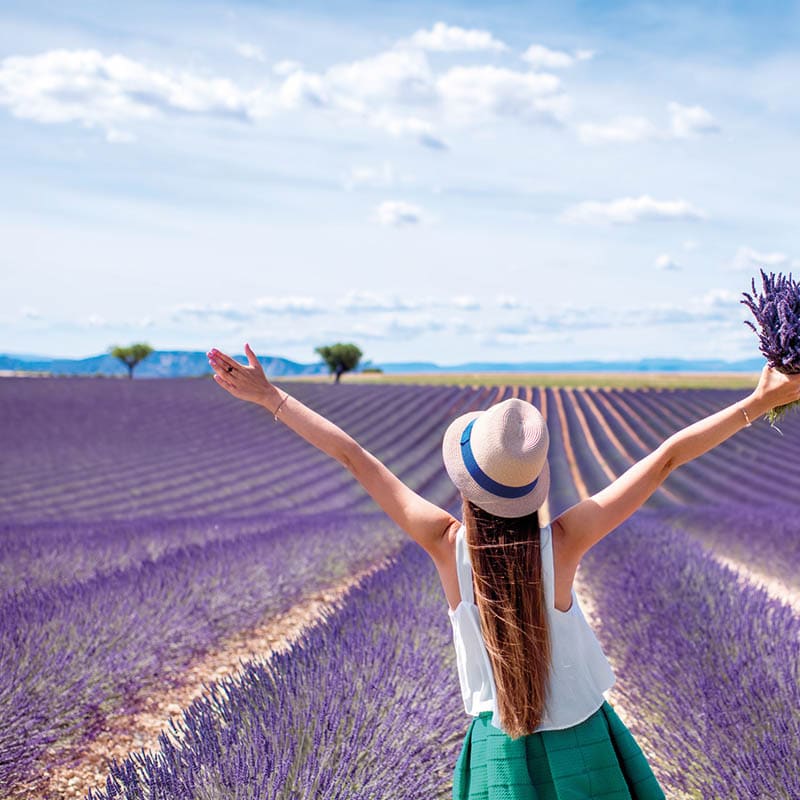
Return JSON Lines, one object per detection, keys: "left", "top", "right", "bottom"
{"left": 226, "top": 365, "right": 234, "bottom": 373}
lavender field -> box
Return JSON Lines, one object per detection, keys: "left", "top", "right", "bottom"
{"left": 2, "top": 375, "right": 799, "bottom": 799}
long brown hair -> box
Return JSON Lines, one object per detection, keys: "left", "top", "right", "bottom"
{"left": 463, "top": 497, "right": 551, "bottom": 739}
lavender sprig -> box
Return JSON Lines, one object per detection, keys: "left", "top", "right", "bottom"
{"left": 741, "top": 268, "right": 800, "bottom": 423}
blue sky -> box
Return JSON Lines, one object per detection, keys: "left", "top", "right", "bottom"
{"left": 1, "top": 1, "right": 798, "bottom": 364}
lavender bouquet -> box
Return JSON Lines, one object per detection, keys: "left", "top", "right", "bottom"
{"left": 741, "top": 268, "right": 800, "bottom": 423}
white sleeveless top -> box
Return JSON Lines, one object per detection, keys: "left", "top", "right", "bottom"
{"left": 447, "top": 522, "right": 615, "bottom": 734}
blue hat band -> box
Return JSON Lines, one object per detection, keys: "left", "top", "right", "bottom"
{"left": 460, "top": 419, "right": 540, "bottom": 499}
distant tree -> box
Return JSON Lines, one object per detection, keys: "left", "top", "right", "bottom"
{"left": 110, "top": 342, "right": 154, "bottom": 379}
{"left": 359, "top": 358, "right": 383, "bottom": 374}
{"left": 314, "top": 343, "right": 363, "bottom": 384}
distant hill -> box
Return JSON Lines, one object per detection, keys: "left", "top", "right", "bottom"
{"left": 0, "top": 350, "right": 765, "bottom": 377}
{"left": 0, "top": 350, "right": 327, "bottom": 378}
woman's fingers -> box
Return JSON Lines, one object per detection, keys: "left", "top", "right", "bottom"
{"left": 208, "top": 350, "right": 248, "bottom": 383}
{"left": 207, "top": 355, "right": 233, "bottom": 378}
{"left": 209, "top": 349, "right": 240, "bottom": 373}
{"left": 213, "top": 373, "right": 235, "bottom": 391}
{"left": 244, "top": 342, "right": 262, "bottom": 370}
{"left": 209, "top": 360, "right": 233, "bottom": 380}
{"left": 208, "top": 345, "right": 270, "bottom": 404}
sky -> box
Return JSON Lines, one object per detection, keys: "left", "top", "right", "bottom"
{"left": 1, "top": 1, "right": 798, "bottom": 365}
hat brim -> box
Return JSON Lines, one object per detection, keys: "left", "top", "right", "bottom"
{"left": 442, "top": 410, "right": 550, "bottom": 519}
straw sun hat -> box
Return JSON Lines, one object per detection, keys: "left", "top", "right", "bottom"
{"left": 442, "top": 398, "right": 550, "bottom": 518}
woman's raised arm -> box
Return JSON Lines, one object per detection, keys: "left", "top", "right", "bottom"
{"left": 207, "top": 344, "right": 458, "bottom": 558}
{"left": 554, "top": 363, "right": 800, "bottom": 561}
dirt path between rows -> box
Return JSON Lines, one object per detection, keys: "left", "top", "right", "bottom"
{"left": 709, "top": 552, "right": 800, "bottom": 615}
{"left": 12, "top": 556, "right": 395, "bottom": 800}
{"left": 573, "top": 568, "right": 691, "bottom": 800}
{"left": 572, "top": 571, "right": 650, "bottom": 747}
{"left": 669, "top": 519, "right": 800, "bottom": 615}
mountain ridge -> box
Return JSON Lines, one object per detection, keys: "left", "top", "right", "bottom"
{"left": 0, "top": 350, "right": 765, "bottom": 377}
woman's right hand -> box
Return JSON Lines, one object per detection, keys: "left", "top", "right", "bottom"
{"left": 207, "top": 343, "right": 277, "bottom": 407}
{"left": 752, "top": 363, "right": 800, "bottom": 410}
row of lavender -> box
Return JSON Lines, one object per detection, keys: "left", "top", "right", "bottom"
{"left": 86, "top": 507, "right": 800, "bottom": 800}
{"left": 0, "top": 378, "right": 503, "bottom": 790}
{"left": 2, "top": 376, "right": 799, "bottom": 796}
{"left": 580, "top": 506, "right": 799, "bottom": 799}
{"left": 5, "top": 378, "right": 800, "bottom": 527}
{"left": 559, "top": 386, "right": 800, "bottom": 589}
{"left": 88, "top": 542, "right": 466, "bottom": 800}
{"left": 1, "top": 379, "right": 508, "bottom": 524}
{"left": 0, "top": 511, "right": 409, "bottom": 788}
{"left": 557, "top": 385, "right": 800, "bottom": 507}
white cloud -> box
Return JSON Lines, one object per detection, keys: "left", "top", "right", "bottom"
{"left": 324, "top": 48, "right": 436, "bottom": 107}
{"left": 475, "top": 328, "right": 568, "bottom": 348}
{"left": 578, "top": 102, "right": 718, "bottom": 145}
{"left": 374, "top": 200, "right": 424, "bottom": 227}
{"left": 0, "top": 42, "right": 570, "bottom": 147}
{"left": 348, "top": 313, "right": 446, "bottom": 340}
{"left": 452, "top": 295, "right": 480, "bottom": 310}
{"left": 436, "top": 65, "right": 568, "bottom": 125}
{"left": 668, "top": 101, "right": 719, "bottom": 138}
{"left": 106, "top": 127, "right": 136, "bottom": 143}
{"left": 272, "top": 48, "right": 448, "bottom": 148}
{"left": 270, "top": 45, "right": 573, "bottom": 144}
{"left": 577, "top": 116, "right": 658, "bottom": 144}
{"left": 403, "top": 22, "right": 507, "bottom": 53}
{"left": 168, "top": 292, "right": 470, "bottom": 327}
{"left": 276, "top": 69, "right": 328, "bottom": 108}
{"left": 337, "top": 291, "right": 426, "bottom": 312}
{"left": 366, "top": 110, "right": 447, "bottom": 149}
{"left": 272, "top": 59, "right": 302, "bottom": 76}
{"left": 170, "top": 302, "right": 251, "bottom": 323}
{"left": 253, "top": 296, "right": 323, "bottom": 315}
{"left": 496, "top": 294, "right": 528, "bottom": 310}
{"left": 342, "top": 162, "right": 396, "bottom": 190}
{"left": 521, "top": 44, "right": 593, "bottom": 70}
{"left": 636, "top": 289, "right": 742, "bottom": 326}
{"left": 520, "top": 305, "right": 612, "bottom": 331}
{"left": 692, "top": 287, "right": 740, "bottom": 312}
{"left": 727, "top": 245, "right": 798, "bottom": 272}
{"left": 654, "top": 253, "right": 681, "bottom": 270}
{"left": 325, "top": 49, "right": 571, "bottom": 133}
{"left": 19, "top": 306, "right": 42, "bottom": 320}
{"left": 628, "top": 289, "right": 742, "bottom": 328}
{"left": 683, "top": 240, "right": 700, "bottom": 251}
{"left": 502, "top": 290, "right": 743, "bottom": 332}
{"left": 235, "top": 42, "right": 266, "bottom": 63}
{"left": 0, "top": 49, "right": 259, "bottom": 138}
{"left": 561, "top": 194, "right": 707, "bottom": 225}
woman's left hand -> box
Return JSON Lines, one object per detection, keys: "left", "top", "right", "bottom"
{"left": 207, "top": 343, "right": 273, "bottom": 406}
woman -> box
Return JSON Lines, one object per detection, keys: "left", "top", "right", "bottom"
{"left": 206, "top": 343, "right": 800, "bottom": 799}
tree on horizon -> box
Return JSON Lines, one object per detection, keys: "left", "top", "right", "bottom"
{"left": 314, "top": 343, "right": 363, "bottom": 383}
{"left": 110, "top": 343, "right": 154, "bottom": 379}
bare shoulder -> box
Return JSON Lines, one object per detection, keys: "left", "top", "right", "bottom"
{"left": 428, "top": 518, "right": 462, "bottom": 611}
{"left": 550, "top": 516, "right": 582, "bottom": 611}
{"left": 551, "top": 512, "right": 590, "bottom": 564}
{"left": 550, "top": 515, "right": 569, "bottom": 552}
{"left": 430, "top": 517, "right": 461, "bottom": 560}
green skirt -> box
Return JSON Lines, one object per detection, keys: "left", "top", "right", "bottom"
{"left": 453, "top": 701, "right": 666, "bottom": 800}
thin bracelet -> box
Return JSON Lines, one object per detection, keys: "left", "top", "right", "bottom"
{"left": 273, "top": 392, "right": 289, "bottom": 422}
{"left": 739, "top": 405, "right": 752, "bottom": 427}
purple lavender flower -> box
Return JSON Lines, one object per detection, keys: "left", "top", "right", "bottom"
{"left": 741, "top": 268, "right": 800, "bottom": 422}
